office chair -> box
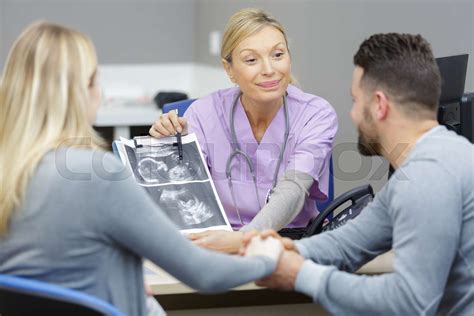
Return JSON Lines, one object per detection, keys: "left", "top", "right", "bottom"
{"left": 316, "top": 158, "right": 335, "bottom": 212}
{"left": 162, "top": 98, "right": 196, "bottom": 116}
{"left": 0, "top": 274, "right": 124, "bottom": 316}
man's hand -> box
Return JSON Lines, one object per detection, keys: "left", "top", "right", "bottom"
{"left": 256, "top": 250, "right": 305, "bottom": 291}
{"left": 187, "top": 230, "right": 244, "bottom": 254}
{"left": 239, "top": 229, "right": 297, "bottom": 256}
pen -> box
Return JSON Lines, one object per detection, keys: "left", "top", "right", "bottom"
{"left": 176, "top": 132, "right": 183, "bottom": 162}
{"left": 175, "top": 109, "right": 183, "bottom": 162}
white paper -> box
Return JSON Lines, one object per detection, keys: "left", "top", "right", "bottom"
{"left": 114, "top": 133, "right": 232, "bottom": 233}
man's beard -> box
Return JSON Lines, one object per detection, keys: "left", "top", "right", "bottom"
{"left": 357, "top": 108, "right": 382, "bottom": 156}
{"left": 357, "top": 128, "right": 381, "bottom": 156}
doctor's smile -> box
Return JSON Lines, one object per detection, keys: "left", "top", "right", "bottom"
{"left": 256, "top": 80, "right": 281, "bottom": 89}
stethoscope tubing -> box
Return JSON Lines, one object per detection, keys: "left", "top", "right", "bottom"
{"left": 225, "top": 92, "right": 290, "bottom": 225}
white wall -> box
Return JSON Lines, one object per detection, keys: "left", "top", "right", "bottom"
{"left": 0, "top": 0, "right": 197, "bottom": 67}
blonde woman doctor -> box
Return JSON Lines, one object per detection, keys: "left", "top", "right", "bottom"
{"left": 150, "top": 8, "right": 338, "bottom": 253}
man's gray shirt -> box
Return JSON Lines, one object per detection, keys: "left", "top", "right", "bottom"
{"left": 295, "top": 126, "right": 474, "bottom": 315}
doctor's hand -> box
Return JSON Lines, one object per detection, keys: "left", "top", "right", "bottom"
{"left": 187, "top": 230, "right": 244, "bottom": 254}
{"left": 149, "top": 111, "right": 188, "bottom": 138}
{"left": 256, "top": 250, "right": 305, "bottom": 291}
{"left": 239, "top": 229, "right": 297, "bottom": 256}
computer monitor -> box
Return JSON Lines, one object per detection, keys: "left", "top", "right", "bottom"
{"left": 436, "top": 54, "right": 472, "bottom": 142}
{"left": 437, "top": 54, "right": 468, "bottom": 103}
{"left": 461, "top": 93, "right": 474, "bottom": 143}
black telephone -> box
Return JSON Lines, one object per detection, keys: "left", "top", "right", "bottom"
{"left": 278, "top": 184, "right": 374, "bottom": 240}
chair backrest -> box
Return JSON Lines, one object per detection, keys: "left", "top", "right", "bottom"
{"left": 304, "top": 184, "right": 374, "bottom": 237}
{"left": 0, "top": 274, "right": 124, "bottom": 316}
{"left": 162, "top": 99, "right": 196, "bottom": 116}
{"left": 315, "top": 157, "right": 334, "bottom": 212}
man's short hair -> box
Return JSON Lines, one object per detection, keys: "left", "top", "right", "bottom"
{"left": 354, "top": 33, "right": 441, "bottom": 117}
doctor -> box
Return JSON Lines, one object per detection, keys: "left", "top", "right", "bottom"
{"left": 150, "top": 8, "right": 338, "bottom": 253}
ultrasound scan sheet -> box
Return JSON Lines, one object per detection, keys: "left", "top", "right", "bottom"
{"left": 114, "top": 133, "right": 231, "bottom": 233}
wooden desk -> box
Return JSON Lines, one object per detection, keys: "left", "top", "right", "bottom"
{"left": 145, "top": 251, "right": 394, "bottom": 315}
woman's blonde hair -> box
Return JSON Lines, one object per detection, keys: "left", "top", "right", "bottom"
{"left": 221, "top": 8, "right": 296, "bottom": 84}
{"left": 0, "top": 21, "right": 104, "bottom": 234}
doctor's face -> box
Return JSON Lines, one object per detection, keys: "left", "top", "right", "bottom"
{"left": 223, "top": 26, "right": 291, "bottom": 106}
{"left": 351, "top": 67, "right": 381, "bottom": 156}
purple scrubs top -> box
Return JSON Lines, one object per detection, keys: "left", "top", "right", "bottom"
{"left": 185, "top": 85, "right": 338, "bottom": 229}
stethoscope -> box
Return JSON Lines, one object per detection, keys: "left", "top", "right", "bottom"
{"left": 225, "top": 92, "right": 290, "bottom": 226}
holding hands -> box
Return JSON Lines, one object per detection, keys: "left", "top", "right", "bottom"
{"left": 244, "top": 234, "right": 284, "bottom": 262}
{"left": 241, "top": 230, "right": 305, "bottom": 291}
{"left": 256, "top": 250, "right": 305, "bottom": 291}
{"left": 240, "top": 229, "right": 298, "bottom": 253}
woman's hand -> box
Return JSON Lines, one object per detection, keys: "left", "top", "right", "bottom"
{"left": 149, "top": 110, "right": 188, "bottom": 138}
{"left": 187, "top": 230, "right": 244, "bottom": 254}
{"left": 244, "top": 235, "right": 283, "bottom": 262}
{"left": 239, "top": 229, "right": 297, "bottom": 256}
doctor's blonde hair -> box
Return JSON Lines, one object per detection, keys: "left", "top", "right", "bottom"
{"left": 0, "top": 21, "right": 104, "bottom": 235}
{"left": 221, "top": 8, "right": 296, "bottom": 84}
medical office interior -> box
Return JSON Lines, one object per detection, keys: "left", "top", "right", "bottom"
{"left": 0, "top": 0, "right": 473, "bottom": 315}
